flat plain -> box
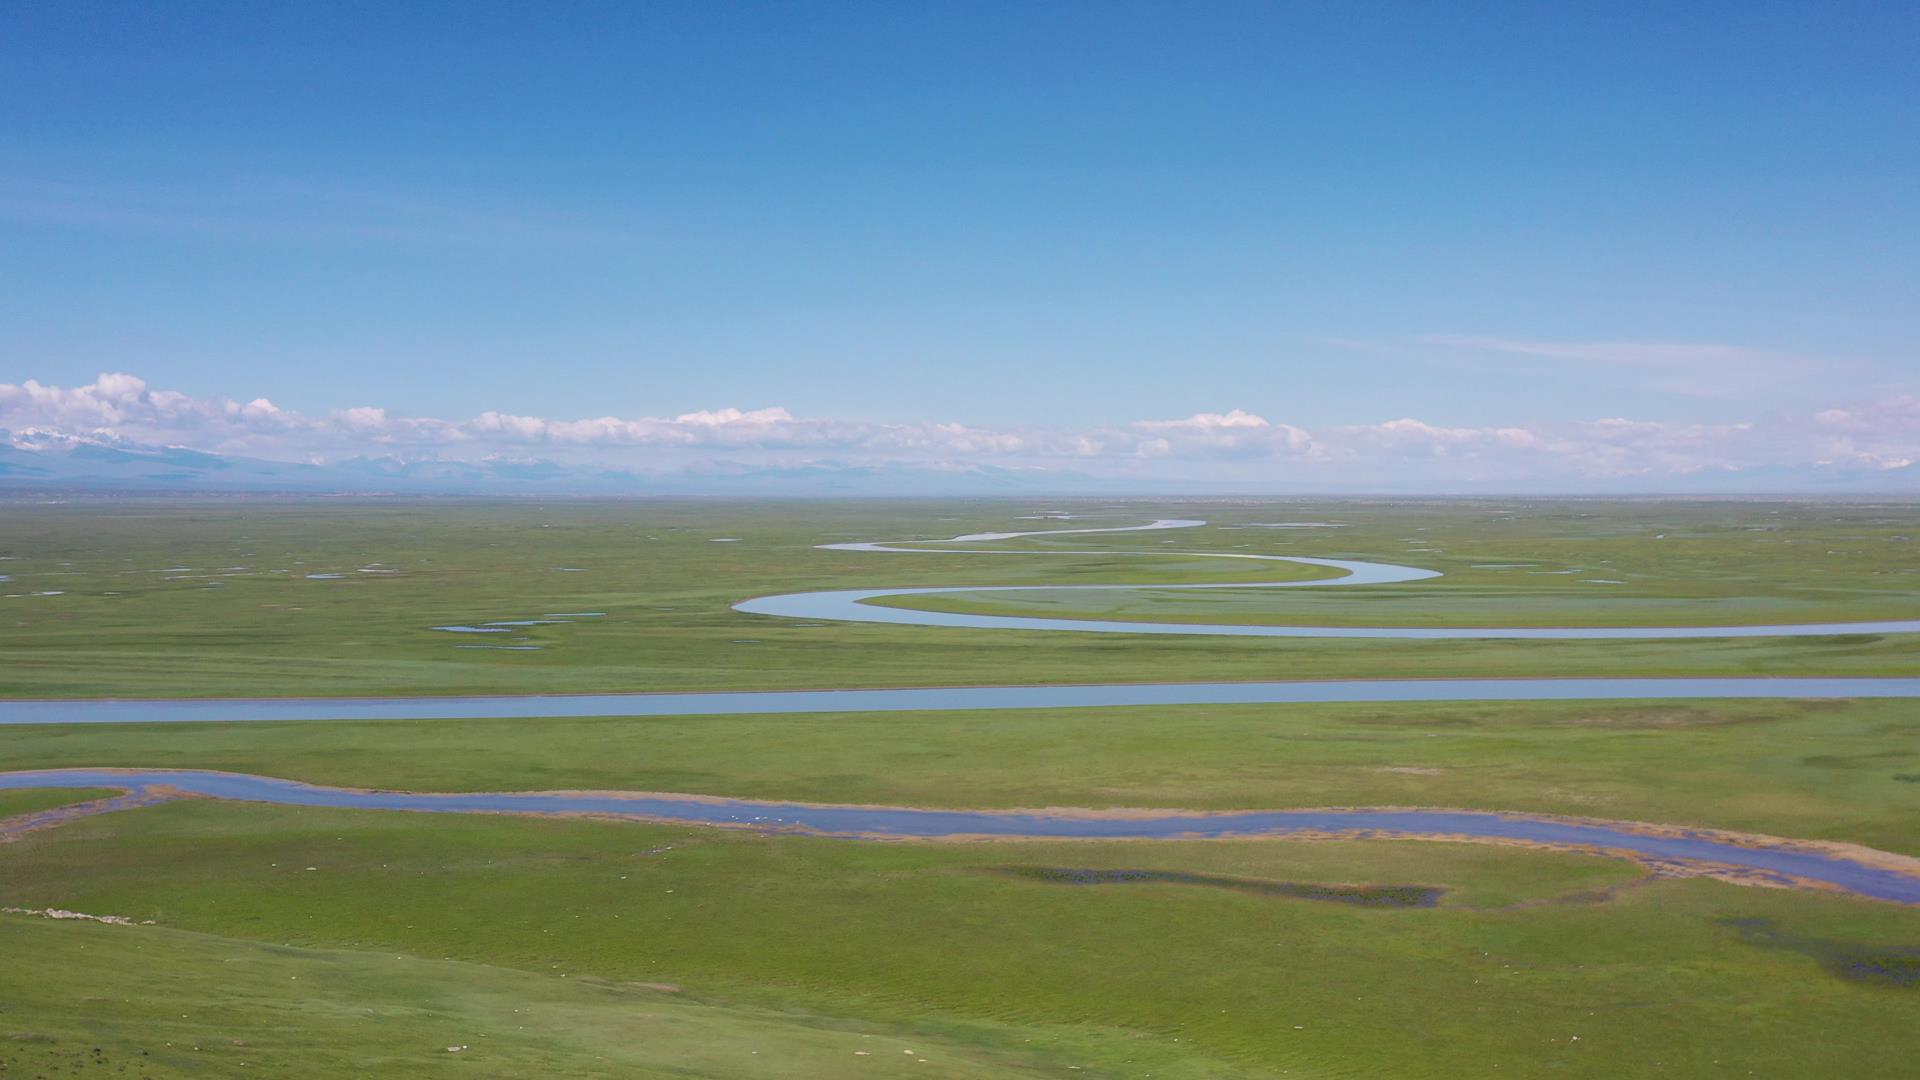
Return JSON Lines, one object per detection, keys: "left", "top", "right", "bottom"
{"left": 3, "top": 497, "right": 1918, "bottom": 1078}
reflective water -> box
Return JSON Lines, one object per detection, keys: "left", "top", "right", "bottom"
{"left": 737, "top": 519, "right": 1920, "bottom": 639}
{"left": 7, "top": 678, "right": 1920, "bottom": 725}
{"left": 3, "top": 769, "right": 1914, "bottom": 902}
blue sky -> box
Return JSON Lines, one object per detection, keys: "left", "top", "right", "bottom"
{"left": 2, "top": 2, "right": 1917, "bottom": 489}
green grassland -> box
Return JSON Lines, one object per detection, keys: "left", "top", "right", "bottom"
{"left": 874, "top": 503, "right": 1920, "bottom": 629}
{"left": 4, "top": 800, "right": 1918, "bottom": 1078}
{"left": 0, "top": 786, "right": 116, "bottom": 818}
{"left": 2, "top": 498, "right": 1919, "bottom": 699}
{"left": 0, "top": 911, "right": 1077, "bottom": 1079}
{"left": 5, "top": 698, "right": 1920, "bottom": 852}
{"left": 4, "top": 497, "right": 1920, "bottom": 1077}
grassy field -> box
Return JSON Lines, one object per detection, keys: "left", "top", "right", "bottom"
{"left": 2, "top": 498, "right": 1920, "bottom": 699}
{"left": 874, "top": 503, "right": 1920, "bottom": 628}
{"left": 3, "top": 497, "right": 1919, "bottom": 1076}
{"left": 3, "top": 799, "right": 1917, "bottom": 1078}
{"left": 0, "top": 911, "right": 1078, "bottom": 1079}
{"left": 0, "top": 786, "right": 117, "bottom": 818}
{"left": 5, "top": 698, "right": 1920, "bottom": 852}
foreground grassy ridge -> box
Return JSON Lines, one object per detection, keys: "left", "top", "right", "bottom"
{"left": 8, "top": 698, "right": 1918, "bottom": 852}
{"left": 3, "top": 800, "right": 1916, "bottom": 1078}
{"left": 3, "top": 498, "right": 1920, "bottom": 698}
{"left": 0, "top": 915, "right": 1075, "bottom": 1080}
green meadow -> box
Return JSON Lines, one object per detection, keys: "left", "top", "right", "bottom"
{"left": 2, "top": 498, "right": 1919, "bottom": 700}
{"left": 0, "top": 786, "right": 116, "bottom": 818}
{"left": 4, "top": 798, "right": 1918, "bottom": 1078}
{"left": 0, "top": 907, "right": 1075, "bottom": 1079}
{"left": 5, "top": 698, "right": 1920, "bottom": 852}
{"left": 4, "top": 497, "right": 1919, "bottom": 1077}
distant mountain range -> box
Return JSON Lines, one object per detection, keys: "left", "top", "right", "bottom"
{"left": 3, "top": 429, "right": 1916, "bottom": 497}
{"left": 0, "top": 430, "right": 1120, "bottom": 496}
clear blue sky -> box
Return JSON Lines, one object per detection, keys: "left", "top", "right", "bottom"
{"left": 2, "top": 2, "right": 1916, "bottom": 489}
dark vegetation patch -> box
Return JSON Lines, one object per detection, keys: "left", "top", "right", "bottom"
{"left": 1453, "top": 703, "right": 1789, "bottom": 730}
{"left": 0, "top": 1042, "right": 155, "bottom": 1078}
{"left": 1721, "top": 917, "right": 1920, "bottom": 988}
{"left": 995, "top": 867, "right": 1442, "bottom": 908}
{"left": 1893, "top": 774, "right": 1920, "bottom": 784}
{"left": 1347, "top": 712, "right": 1479, "bottom": 728}
{"left": 1814, "top": 634, "right": 1885, "bottom": 646}
{"left": 1263, "top": 732, "right": 1402, "bottom": 744}
{"left": 1556, "top": 706, "right": 1748, "bottom": 730}
{"left": 1801, "top": 750, "right": 1914, "bottom": 770}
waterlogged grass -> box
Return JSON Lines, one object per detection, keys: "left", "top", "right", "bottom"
{"left": 2, "top": 498, "right": 1920, "bottom": 700}
{"left": 0, "top": 914, "right": 1076, "bottom": 1080}
{"left": 3, "top": 800, "right": 1917, "bottom": 1078}
{"left": 6, "top": 698, "right": 1918, "bottom": 852}
{"left": 0, "top": 787, "right": 115, "bottom": 818}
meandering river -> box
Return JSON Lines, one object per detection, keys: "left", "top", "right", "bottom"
{"left": 735, "top": 519, "right": 1920, "bottom": 638}
{"left": 4, "top": 768, "right": 1917, "bottom": 902}
{"left": 7, "top": 519, "right": 1920, "bottom": 901}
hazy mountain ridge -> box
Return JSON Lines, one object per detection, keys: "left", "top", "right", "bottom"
{"left": 3, "top": 429, "right": 1915, "bottom": 496}
{"left": 0, "top": 430, "right": 1116, "bottom": 495}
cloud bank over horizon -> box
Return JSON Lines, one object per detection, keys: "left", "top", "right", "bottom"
{"left": 4, "top": 371, "right": 1918, "bottom": 493}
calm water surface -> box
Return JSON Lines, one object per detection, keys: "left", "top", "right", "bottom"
{"left": 4, "top": 768, "right": 1915, "bottom": 903}
{"left": 7, "top": 678, "right": 1920, "bottom": 725}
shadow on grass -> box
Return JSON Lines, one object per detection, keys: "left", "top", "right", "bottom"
{"left": 1722, "top": 917, "right": 1920, "bottom": 988}
{"left": 993, "top": 866, "right": 1443, "bottom": 908}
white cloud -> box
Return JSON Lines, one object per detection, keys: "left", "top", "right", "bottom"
{"left": 1416, "top": 335, "right": 1817, "bottom": 371}
{"left": 1407, "top": 334, "right": 1860, "bottom": 402}
{"left": 1811, "top": 395, "right": 1920, "bottom": 431}
{"left": 338, "top": 406, "right": 391, "bottom": 431}
{"left": 1128, "top": 411, "right": 1316, "bottom": 460}
{"left": 672, "top": 406, "right": 794, "bottom": 426}
{"left": 1136, "top": 409, "right": 1270, "bottom": 431}
{"left": 4, "top": 372, "right": 1920, "bottom": 490}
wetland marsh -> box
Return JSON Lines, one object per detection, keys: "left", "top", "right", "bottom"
{"left": 5, "top": 497, "right": 1920, "bottom": 1077}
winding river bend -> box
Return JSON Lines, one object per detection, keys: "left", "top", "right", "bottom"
{"left": 5, "top": 768, "right": 1919, "bottom": 902}
{"left": 7, "top": 519, "right": 1920, "bottom": 902}
{"left": 735, "top": 519, "right": 1920, "bottom": 639}
{"left": 13, "top": 519, "right": 1920, "bottom": 726}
